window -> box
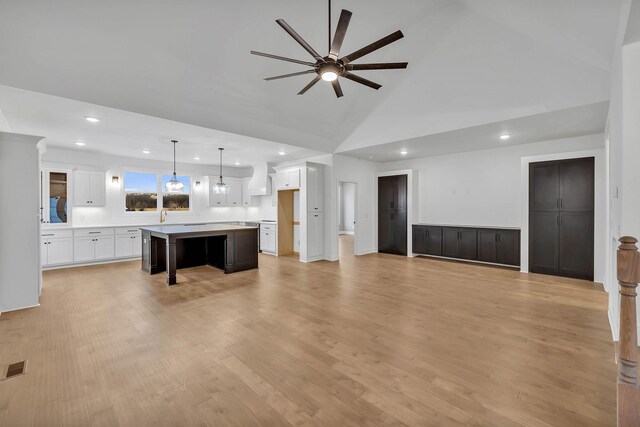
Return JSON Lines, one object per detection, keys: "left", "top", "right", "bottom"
{"left": 124, "top": 171, "right": 158, "bottom": 212}
{"left": 161, "top": 175, "right": 190, "bottom": 211}
{"left": 123, "top": 171, "right": 192, "bottom": 212}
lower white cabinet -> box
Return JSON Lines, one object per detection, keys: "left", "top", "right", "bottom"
{"left": 115, "top": 228, "right": 142, "bottom": 258}
{"left": 307, "top": 212, "right": 324, "bottom": 259}
{"left": 41, "top": 229, "right": 74, "bottom": 266}
{"left": 73, "top": 228, "right": 115, "bottom": 262}
{"left": 260, "top": 224, "right": 277, "bottom": 254}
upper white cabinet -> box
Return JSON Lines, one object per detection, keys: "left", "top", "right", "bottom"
{"left": 41, "top": 169, "right": 70, "bottom": 224}
{"left": 306, "top": 165, "right": 324, "bottom": 213}
{"left": 242, "top": 178, "right": 255, "bottom": 207}
{"left": 74, "top": 170, "right": 106, "bottom": 207}
{"left": 209, "top": 177, "right": 243, "bottom": 207}
{"left": 276, "top": 169, "right": 300, "bottom": 190}
{"left": 227, "top": 179, "right": 243, "bottom": 207}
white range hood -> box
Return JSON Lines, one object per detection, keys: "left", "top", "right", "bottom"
{"left": 247, "top": 164, "right": 272, "bottom": 196}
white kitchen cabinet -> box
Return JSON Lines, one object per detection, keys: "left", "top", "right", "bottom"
{"left": 74, "top": 170, "right": 105, "bottom": 206}
{"left": 41, "top": 229, "right": 74, "bottom": 266}
{"left": 307, "top": 165, "right": 324, "bottom": 213}
{"left": 276, "top": 169, "right": 300, "bottom": 190}
{"left": 242, "top": 178, "right": 255, "bottom": 207}
{"left": 270, "top": 173, "right": 277, "bottom": 207}
{"left": 73, "top": 228, "right": 115, "bottom": 262}
{"left": 227, "top": 179, "right": 243, "bottom": 207}
{"left": 260, "top": 224, "right": 277, "bottom": 254}
{"left": 307, "top": 212, "right": 324, "bottom": 259}
{"left": 41, "top": 169, "right": 71, "bottom": 224}
{"left": 115, "top": 227, "right": 142, "bottom": 258}
{"left": 210, "top": 191, "right": 226, "bottom": 207}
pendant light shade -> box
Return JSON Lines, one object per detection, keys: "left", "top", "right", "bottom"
{"left": 213, "top": 148, "right": 228, "bottom": 194}
{"left": 166, "top": 140, "right": 184, "bottom": 192}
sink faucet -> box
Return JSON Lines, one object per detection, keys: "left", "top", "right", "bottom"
{"left": 160, "top": 209, "right": 168, "bottom": 223}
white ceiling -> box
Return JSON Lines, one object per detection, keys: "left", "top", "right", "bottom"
{"left": 0, "top": 0, "right": 624, "bottom": 162}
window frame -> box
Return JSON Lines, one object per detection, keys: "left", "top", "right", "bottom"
{"left": 122, "top": 169, "right": 193, "bottom": 214}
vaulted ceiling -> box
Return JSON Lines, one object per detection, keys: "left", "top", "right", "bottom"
{"left": 0, "top": 0, "right": 624, "bottom": 162}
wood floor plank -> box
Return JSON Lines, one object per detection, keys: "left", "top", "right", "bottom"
{"left": 0, "top": 236, "right": 616, "bottom": 426}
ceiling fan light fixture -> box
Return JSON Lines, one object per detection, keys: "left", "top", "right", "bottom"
{"left": 321, "top": 71, "right": 338, "bottom": 81}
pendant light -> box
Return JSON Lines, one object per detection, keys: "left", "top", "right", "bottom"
{"left": 213, "top": 147, "right": 228, "bottom": 194}
{"left": 165, "top": 139, "right": 184, "bottom": 192}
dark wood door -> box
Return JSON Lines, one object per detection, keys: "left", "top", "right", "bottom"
{"left": 378, "top": 211, "right": 395, "bottom": 253}
{"left": 412, "top": 226, "right": 427, "bottom": 254}
{"left": 529, "top": 157, "right": 593, "bottom": 280}
{"left": 560, "top": 159, "right": 594, "bottom": 212}
{"left": 458, "top": 229, "right": 477, "bottom": 260}
{"left": 531, "top": 164, "right": 559, "bottom": 211}
{"left": 393, "top": 212, "right": 407, "bottom": 256}
{"left": 378, "top": 176, "right": 395, "bottom": 211}
{"left": 497, "top": 230, "right": 520, "bottom": 266}
{"left": 378, "top": 175, "right": 407, "bottom": 256}
{"left": 558, "top": 212, "right": 594, "bottom": 279}
{"left": 442, "top": 228, "right": 459, "bottom": 258}
{"left": 426, "top": 226, "right": 443, "bottom": 256}
{"left": 477, "top": 229, "right": 498, "bottom": 263}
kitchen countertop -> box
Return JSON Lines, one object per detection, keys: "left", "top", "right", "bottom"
{"left": 140, "top": 223, "right": 258, "bottom": 235}
{"left": 413, "top": 223, "right": 521, "bottom": 230}
{"left": 42, "top": 220, "right": 257, "bottom": 230}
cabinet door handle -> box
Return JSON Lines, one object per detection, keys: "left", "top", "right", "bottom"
{"left": 42, "top": 233, "right": 54, "bottom": 236}
{"left": 560, "top": 198, "right": 563, "bottom": 209}
{"left": 89, "top": 231, "right": 100, "bottom": 234}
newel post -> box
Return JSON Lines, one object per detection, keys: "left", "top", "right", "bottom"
{"left": 617, "top": 236, "right": 640, "bottom": 385}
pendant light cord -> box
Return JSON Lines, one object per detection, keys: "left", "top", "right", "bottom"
{"left": 173, "top": 141, "right": 176, "bottom": 175}
{"left": 219, "top": 148, "right": 223, "bottom": 180}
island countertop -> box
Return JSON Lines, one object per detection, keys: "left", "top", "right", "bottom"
{"left": 140, "top": 223, "right": 258, "bottom": 236}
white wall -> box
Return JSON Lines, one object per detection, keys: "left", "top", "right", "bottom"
{"left": 40, "top": 148, "right": 276, "bottom": 227}
{"left": 339, "top": 182, "right": 356, "bottom": 233}
{"left": 329, "top": 155, "right": 377, "bottom": 259}
{"left": 378, "top": 134, "right": 604, "bottom": 227}
{"left": 0, "top": 132, "right": 42, "bottom": 312}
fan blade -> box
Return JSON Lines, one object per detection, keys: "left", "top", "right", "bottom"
{"left": 276, "top": 19, "right": 324, "bottom": 61}
{"left": 345, "top": 62, "right": 408, "bottom": 71}
{"left": 329, "top": 9, "right": 352, "bottom": 60}
{"left": 298, "top": 75, "right": 322, "bottom": 95}
{"left": 340, "top": 30, "right": 404, "bottom": 64}
{"left": 342, "top": 72, "right": 381, "bottom": 90}
{"left": 331, "top": 79, "right": 344, "bottom": 98}
{"left": 265, "top": 70, "right": 316, "bottom": 81}
{"left": 251, "top": 51, "right": 316, "bottom": 67}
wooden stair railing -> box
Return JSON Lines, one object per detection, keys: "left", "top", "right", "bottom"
{"left": 617, "top": 236, "right": 640, "bottom": 427}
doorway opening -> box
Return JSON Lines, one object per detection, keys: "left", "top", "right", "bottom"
{"left": 338, "top": 181, "right": 357, "bottom": 259}
{"left": 277, "top": 189, "right": 300, "bottom": 259}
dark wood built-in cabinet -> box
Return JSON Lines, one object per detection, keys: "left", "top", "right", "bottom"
{"left": 378, "top": 175, "right": 408, "bottom": 256}
{"left": 413, "top": 225, "right": 520, "bottom": 267}
{"left": 529, "top": 157, "right": 594, "bottom": 280}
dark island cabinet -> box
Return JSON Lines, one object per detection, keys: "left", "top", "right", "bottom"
{"left": 413, "top": 224, "right": 520, "bottom": 267}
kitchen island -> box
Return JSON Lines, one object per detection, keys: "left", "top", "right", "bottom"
{"left": 140, "top": 223, "right": 259, "bottom": 285}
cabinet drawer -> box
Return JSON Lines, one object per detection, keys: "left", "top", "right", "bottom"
{"left": 41, "top": 229, "right": 73, "bottom": 239}
{"left": 74, "top": 228, "right": 115, "bottom": 237}
{"left": 261, "top": 224, "right": 276, "bottom": 231}
{"left": 115, "top": 227, "right": 141, "bottom": 235}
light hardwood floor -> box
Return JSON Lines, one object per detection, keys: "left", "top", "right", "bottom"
{"left": 0, "top": 235, "right": 616, "bottom": 426}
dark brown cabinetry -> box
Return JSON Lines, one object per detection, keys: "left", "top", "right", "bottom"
{"left": 378, "top": 175, "right": 407, "bottom": 256}
{"left": 413, "top": 225, "right": 520, "bottom": 267}
{"left": 529, "top": 157, "right": 594, "bottom": 280}
{"left": 477, "top": 229, "right": 520, "bottom": 265}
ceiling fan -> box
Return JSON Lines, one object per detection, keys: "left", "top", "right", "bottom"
{"left": 251, "top": 0, "right": 408, "bottom": 98}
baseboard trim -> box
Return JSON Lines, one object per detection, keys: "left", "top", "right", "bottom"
{"left": 42, "top": 256, "right": 140, "bottom": 270}
{"left": 0, "top": 303, "right": 40, "bottom": 313}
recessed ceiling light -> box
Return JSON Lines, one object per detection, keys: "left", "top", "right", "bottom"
{"left": 194, "top": 157, "right": 200, "bottom": 160}
{"left": 499, "top": 134, "right": 511, "bottom": 141}
{"left": 279, "top": 151, "right": 286, "bottom": 156}
{"left": 234, "top": 162, "right": 240, "bottom": 165}
{"left": 142, "top": 150, "right": 151, "bottom": 154}
{"left": 75, "top": 142, "right": 86, "bottom": 146}
{"left": 85, "top": 116, "right": 100, "bottom": 123}
{"left": 400, "top": 150, "right": 408, "bottom": 155}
